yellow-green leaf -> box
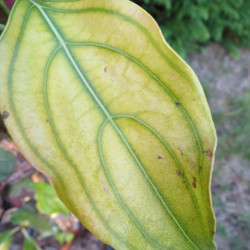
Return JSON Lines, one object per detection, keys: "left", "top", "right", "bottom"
{"left": 0, "top": 0, "right": 217, "bottom": 249}
{"left": 0, "top": 230, "right": 14, "bottom": 250}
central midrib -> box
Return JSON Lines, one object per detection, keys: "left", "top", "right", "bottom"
{"left": 30, "top": 1, "right": 200, "bottom": 248}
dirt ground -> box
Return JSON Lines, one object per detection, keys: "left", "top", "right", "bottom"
{"left": 189, "top": 44, "right": 250, "bottom": 250}
{"left": 1, "top": 44, "right": 249, "bottom": 250}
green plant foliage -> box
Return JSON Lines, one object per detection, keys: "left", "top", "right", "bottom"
{"left": 23, "top": 234, "right": 41, "bottom": 250}
{"left": 213, "top": 92, "right": 250, "bottom": 161}
{"left": 10, "top": 209, "right": 53, "bottom": 237}
{"left": 8, "top": 177, "right": 33, "bottom": 196}
{"left": 3, "top": 181, "right": 74, "bottom": 246}
{"left": 54, "top": 232, "right": 74, "bottom": 245}
{"left": 0, "top": 0, "right": 10, "bottom": 18}
{"left": 0, "top": 230, "right": 14, "bottom": 250}
{"left": 33, "top": 182, "right": 70, "bottom": 216}
{"left": 132, "top": 0, "right": 250, "bottom": 57}
{"left": 0, "top": 145, "right": 16, "bottom": 180}
{"left": 0, "top": 0, "right": 216, "bottom": 249}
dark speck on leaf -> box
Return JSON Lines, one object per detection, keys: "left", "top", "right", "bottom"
{"left": 104, "top": 67, "right": 107, "bottom": 73}
{"left": 192, "top": 177, "right": 197, "bottom": 188}
{"left": 157, "top": 156, "right": 163, "bottom": 160}
{"left": 175, "top": 103, "right": 181, "bottom": 107}
{"left": 178, "top": 147, "right": 183, "bottom": 155}
{"left": 192, "top": 99, "right": 196, "bottom": 101}
{"left": 177, "top": 170, "right": 181, "bottom": 176}
{"left": 2, "top": 111, "right": 9, "bottom": 119}
{"left": 199, "top": 166, "right": 203, "bottom": 172}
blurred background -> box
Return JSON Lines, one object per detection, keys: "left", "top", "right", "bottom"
{"left": 0, "top": 0, "right": 249, "bottom": 249}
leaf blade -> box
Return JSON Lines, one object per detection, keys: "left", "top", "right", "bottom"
{"left": 0, "top": 0, "right": 217, "bottom": 249}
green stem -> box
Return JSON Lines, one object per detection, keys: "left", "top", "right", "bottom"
{"left": 225, "top": 107, "right": 244, "bottom": 117}
{"left": 21, "top": 228, "right": 30, "bottom": 239}
{"left": 0, "top": 0, "right": 10, "bottom": 18}
{"left": 11, "top": 226, "right": 21, "bottom": 235}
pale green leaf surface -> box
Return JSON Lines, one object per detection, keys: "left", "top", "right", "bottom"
{"left": 0, "top": 0, "right": 217, "bottom": 249}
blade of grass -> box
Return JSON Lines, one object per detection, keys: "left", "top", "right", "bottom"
{"left": 0, "top": 0, "right": 9, "bottom": 18}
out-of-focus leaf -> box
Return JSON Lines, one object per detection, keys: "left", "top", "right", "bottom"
{"left": 54, "top": 232, "right": 74, "bottom": 245}
{"left": 0, "top": 146, "right": 16, "bottom": 180}
{"left": 23, "top": 237, "right": 41, "bottom": 250}
{"left": 0, "top": 230, "right": 13, "bottom": 250}
{"left": 5, "top": 177, "right": 35, "bottom": 210}
{"left": 33, "top": 182, "right": 69, "bottom": 216}
{"left": 10, "top": 209, "right": 53, "bottom": 237}
{"left": 0, "top": 0, "right": 10, "bottom": 17}
{"left": 65, "top": 232, "right": 74, "bottom": 243}
{"left": 3, "top": 0, "right": 15, "bottom": 10}
{"left": 8, "top": 177, "right": 33, "bottom": 196}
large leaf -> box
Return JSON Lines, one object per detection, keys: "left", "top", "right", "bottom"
{"left": 0, "top": 0, "right": 217, "bottom": 249}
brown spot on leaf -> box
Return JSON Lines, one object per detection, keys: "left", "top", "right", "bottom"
{"left": 192, "top": 177, "right": 197, "bottom": 188}
{"left": 192, "top": 99, "right": 196, "bottom": 101}
{"left": 104, "top": 67, "right": 107, "bottom": 73}
{"left": 178, "top": 147, "right": 183, "bottom": 156}
{"left": 199, "top": 166, "right": 203, "bottom": 172}
{"left": 157, "top": 156, "right": 163, "bottom": 160}
{"left": 2, "top": 111, "right": 9, "bottom": 119}
{"left": 203, "top": 150, "right": 213, "bottom": 158}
